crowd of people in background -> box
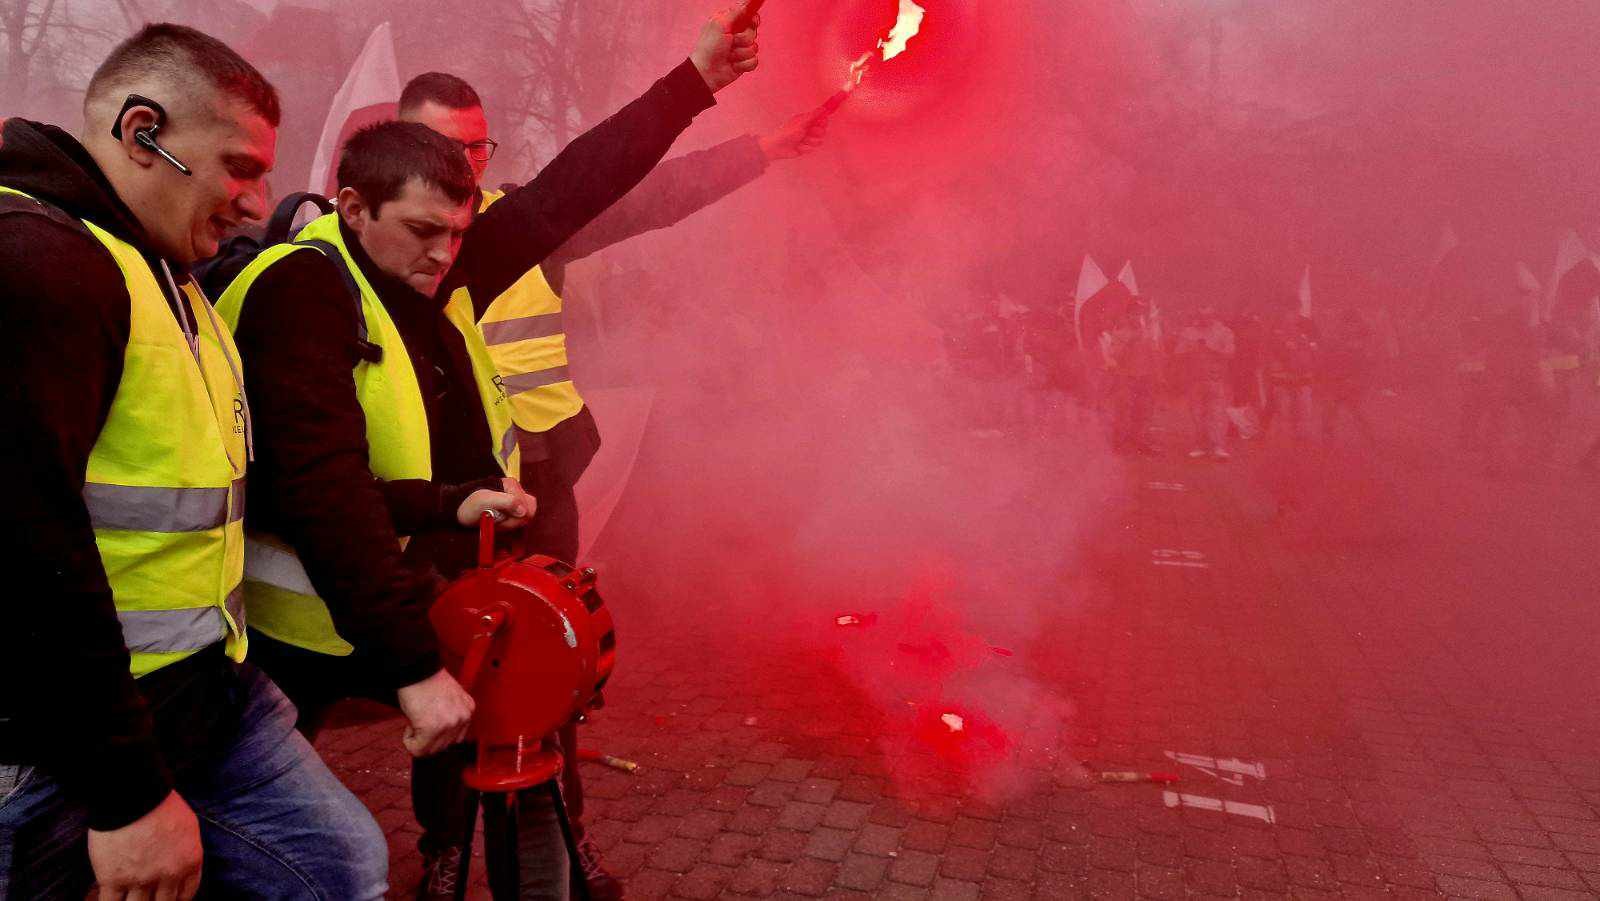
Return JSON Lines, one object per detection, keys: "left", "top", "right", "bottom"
{"left": 937, "top": 285, "right": 1600, "bottom": 475}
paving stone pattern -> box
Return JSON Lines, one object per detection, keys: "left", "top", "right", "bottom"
{"left": 317, "top": 393, "right": 1600, "bottom": 898}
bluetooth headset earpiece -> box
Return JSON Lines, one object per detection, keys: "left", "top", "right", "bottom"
{"left": 111, "top": 94, "right": 193, "bottom": 177}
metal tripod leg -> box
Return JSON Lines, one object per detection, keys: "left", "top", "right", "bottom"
{"left": 454, "top": 788, "right": 481, "bottom": 901}
{"left": 478, "top": 781, "right": 588, "bottom": 901}
{"left": 481, "top": 791, "right": 521, "bottom": 900}
{"left": 549, "top": 780, "right": 589, "bottom": 901}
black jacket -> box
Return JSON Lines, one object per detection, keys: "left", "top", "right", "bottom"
{"left": 233, "top": 59, "right": 719, "bottom": 687}
{"left": 538, "top": 131, "right": 769, "bottom": 294}
{"left": 0, "top": 118, "right": 232, "bottom": 831}
{"left": 444, "top": 60, "right": 722, "bottom": 311}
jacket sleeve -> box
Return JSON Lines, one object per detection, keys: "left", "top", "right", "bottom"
{"left": 452, "top": 59, "right": 717, "bottom": 314}
{"left": 378, "top": 477, "right": 503, "bottom": 536}
{"left": 547, "top": 134, "right": 768, "bottom": 266}
{"left": 231, "top": 251, "right": 444, "bottom": 690}
{"left": 0, "top": 211, "right": 174, "bottom": 831}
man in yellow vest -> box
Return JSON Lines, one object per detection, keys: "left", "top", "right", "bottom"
{"left": 224, "top": 9, "right": 761, "bottom": 897}
{"left": 0, "top": 24, "right": 386, "bottom": 900}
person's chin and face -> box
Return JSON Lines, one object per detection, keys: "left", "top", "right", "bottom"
{"left": 155, "top": 97, "right": 275, "bottom": 265}
{"left": 346, "top": 178, "right": 472, "bottom": 299}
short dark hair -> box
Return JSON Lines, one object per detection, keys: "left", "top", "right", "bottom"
{"left": 87, "top": 23, "right": 280, "bottom": 127}
{"left": 337, "top": 121, "right": 474, "bottom": 216}
{"left": 399, "top": 72, "right": 482, "bottom": 116}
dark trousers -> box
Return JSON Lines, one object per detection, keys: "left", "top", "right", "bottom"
{"left": 249, "top": 632, "right": 571, "bottom": 896}
{"left": 245, "top": 633, "right": 467, "bottom": 857}
{"left": 516, "top": 407, "right": 602, "bottom": 832}
{"left": 517, "top": 406, "right": 601, "bottom": 565}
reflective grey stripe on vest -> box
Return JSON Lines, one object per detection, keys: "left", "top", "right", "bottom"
{"left": 225, "top": 583, "right": 246, "bottom": 632}
{"left": 85, "top": 483, "right": 232, "bottom": 532}
{"left": 500, "top": 426, "right": 517, "bottom": 468}
{"left": 229, "top": 476, "right": 247, "bottom": 523}
{"left": 501, "top": 366, "right": 573, "bottom": 395}
{"left": 117, "top": 601, "right": 230, "bottom": 655}
{"left": 481, "top": 313, "right": 564, "bottom": 345}
{"left": 244, "top": 535, "right": 318, "bottom": 596}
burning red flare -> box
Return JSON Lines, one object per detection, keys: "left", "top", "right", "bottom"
{"left": 912, "top": 705, "right": 1009, "bottom": 765}
{"left": 837, "top": 0, "right": 927, "bottom": 96}
{"left": 878, "top": 0, "right": 926, "bottom": 60}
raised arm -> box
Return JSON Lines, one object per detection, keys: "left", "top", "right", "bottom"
{"left": 451, "top": 3, "right": 763, "bottom": 311}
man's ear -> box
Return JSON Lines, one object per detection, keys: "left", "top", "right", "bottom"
{"left": 115, "top": 103, "right": 164, "bottom": 170}
{"left": 336, "top": 186, "right": 368, "bottom": 232}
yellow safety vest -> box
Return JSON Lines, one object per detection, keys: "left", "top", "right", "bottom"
{"left": 475, "top": 188, "right": 585, "bottom": 434}
{"left": 215, "top": 212, "right": 518, "bottom": 656}
{"left": 0, "top": 187, "right": 250, "bottom": 678}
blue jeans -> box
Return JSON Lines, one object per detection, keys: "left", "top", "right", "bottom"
{"left": 0, "top": 662, "right": 387, "bottom": 899}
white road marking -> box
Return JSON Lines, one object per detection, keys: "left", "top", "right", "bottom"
{"left": 1164, "top": 751, "right": 1267, "bottom": 784}
{"left": 1163, "top": 790, "right": 1277, "bottom": 825}
{"left": 1151, "top": 549, "right": 1211, "bottom": 569}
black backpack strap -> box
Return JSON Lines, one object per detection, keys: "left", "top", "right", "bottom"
{"left": 291, "top": 237, "right": 383, "bottom": 364}
{"left": 266, "top": 192, "right": 336, "bottom": 246}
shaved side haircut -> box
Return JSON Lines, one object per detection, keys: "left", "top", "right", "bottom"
{"left": 86, "top": 23, "right": 280, "bottom": 126}
{"left": 399, "top": 72, "right": 482, "bottom": 116}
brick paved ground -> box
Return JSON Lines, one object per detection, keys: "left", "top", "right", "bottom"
{"left": 317, "top": 386, "right": 1600, "bottom": 899}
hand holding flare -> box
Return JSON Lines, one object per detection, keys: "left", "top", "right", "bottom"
{"left": 695, "top": 0, "right": 764, "bottom": 93}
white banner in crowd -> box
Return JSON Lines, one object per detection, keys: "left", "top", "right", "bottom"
{"left": 1545, "top": 230, "right": 1591, "bottom": 323}
{"left": 574, "top": 387, "right": 656, "bottom": 564}
{"left": 1516, "top": 262, "right": 1542, "bottom": 295}
{"left": 1073, "top": 254, "right": 1108, "bottom": 346}
{"left": 1429, "top": 224, "right": 1460, "bottom": 269}
{"left": 1297, "top": 265, "right": 1312, "bottom": 318}
{"left": 1117, "top": 260, "right": 1139, "bottom": 296}
{"left": 307, "top": 22, "right": 400, "bottom": 197}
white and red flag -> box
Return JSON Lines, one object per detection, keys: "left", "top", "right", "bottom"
{"left": 573, "top": 388, "right": 656, "bottom": 564}
{"left": 1117, "top": 260, "right": 1139, "bottom": 296}
{"left": 1429, "top": 224, "right": 1460, "bottom": 269}
{"left": 1297, "top": 265, "right": 1313, "bottom": 318}
{"left": 1516, "top": 262, "right": 1542, "bottom": 295}
{"left": 1073, "top": 254, "right": 1108, "bottom": 347}
{"left": 307, "top": 22, "right": 400, "bottom": 197}
{"left": 1544, "top": 230, "right": 1590, "bottom": 323}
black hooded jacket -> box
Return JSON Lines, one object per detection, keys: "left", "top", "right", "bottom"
{"left": 0, "top": 118, "right": 226, "bottom": 831}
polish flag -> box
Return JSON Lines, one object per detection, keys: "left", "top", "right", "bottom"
{"left": 1544, "top": 230, "right": 1590, "bottom": 323}
{"left": 1297, "top": 266, "right": 1312, "bottom": 319}
{"left": 1073, "top": 255, "right": 1108, "bottom": 347}
{"left": 1117, "top": 260, "right": 1139, "bottom": 296}
{"left": 1516, "top": 262, "right": 1541, "bottom": 295}
{"left": 307, "top": 22, "right": 400, "bottom": 197}
{"left": 574, "top": 387, "right": 655, "bottom": 564}
{"left": 1429, "top": 224, "right": 1460, "bottom": 269}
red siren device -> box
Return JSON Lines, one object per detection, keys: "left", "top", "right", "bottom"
{"left": 430, "top": 514, "right": 617, "bottom": 792}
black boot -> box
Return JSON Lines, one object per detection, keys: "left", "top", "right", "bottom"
{"left": 573, "top": 832, "right": 624, "bottom": 901}
{"left": 417, "top": 846, "right": 466, "bottom": 900}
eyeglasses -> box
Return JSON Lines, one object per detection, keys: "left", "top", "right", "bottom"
{"left": 463, "top": 139, "right": 498, "bottom": 163}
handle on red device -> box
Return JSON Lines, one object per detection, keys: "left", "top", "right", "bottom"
{"left": 457, "top": 605, "right": 508, "bottom": 691}
{"left": 478, "top": 510, "right": 496, "bottom": 569}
